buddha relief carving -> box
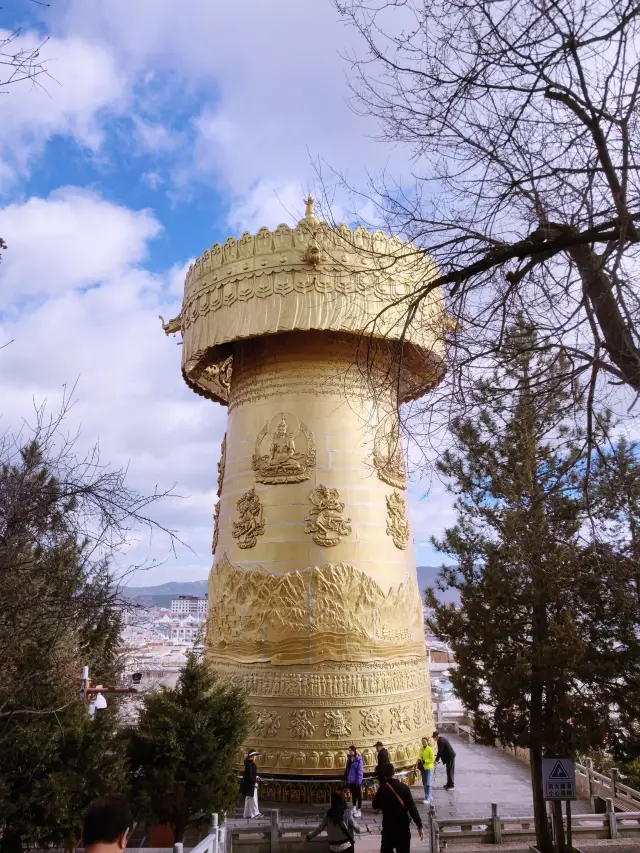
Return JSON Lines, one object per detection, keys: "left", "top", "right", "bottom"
{"left": 304, "top": 485, "right": 352, "bottom": 547}
{"left": 217, "top": 434, "right": 226, "bottom": 496}
{"left": 232, "top": 488, "right": 265, "bottom": 549}
{"left": 212, "top": 501, "right": 220, "bottom": 555}
{"left": 252, "top": 412, "right": 315, "bottom": 485}
{"left": 386, "top": 491, "right": 410, "bottom": 550}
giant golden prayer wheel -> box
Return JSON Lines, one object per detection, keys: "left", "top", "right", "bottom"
{"left": 163, "top": 198, "right": 445, "bottom": 784}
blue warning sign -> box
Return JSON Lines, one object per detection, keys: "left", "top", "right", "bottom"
{"left": 542, "top": 758, "right": 576, "bottom": 800}
{"left": 549, "top": 760, "right": 570, "bottom": 779}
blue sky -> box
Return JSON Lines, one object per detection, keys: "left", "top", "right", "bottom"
{"left": 0, "top": 0, "right": 454, "bottom": 584}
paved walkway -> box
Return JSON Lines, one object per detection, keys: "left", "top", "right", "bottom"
{"left": 231, "top": 735, "right": 591, "bottom": 839}
{"left": 413, "top": 734, "right": 589, "bottom": 820}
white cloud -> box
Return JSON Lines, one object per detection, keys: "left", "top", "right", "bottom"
{"left": 54, "top": 0, "right": 406, "bottom": 226}
{"left": 0, "top": 2, "right": 453, "bottom": 585}
{"left": 0, "top": 189, "right": 225, "bottom": 582}
{"left": 0, "top": 188, "right": 161, "bottom": 309}
{"left": 133, "top": 117, "right": 180, "bottom": 154}
{"left": 0, "top": 30, "right": 128, "bottom": 185}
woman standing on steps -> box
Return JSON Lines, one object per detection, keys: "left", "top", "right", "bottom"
{"left": 240, "top": 749, "right": 263, "bottom": 819}
{"left": 344, "top": 745, "right": 364, "bottom": 817}
{"left": 306, "top": 792, "right": 361, "bottom": 853}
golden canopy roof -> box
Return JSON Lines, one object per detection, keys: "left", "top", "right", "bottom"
{"left": 162, "top": 199, "right": 445, "bottom": 405}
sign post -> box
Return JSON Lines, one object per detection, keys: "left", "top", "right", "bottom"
{"left": 542, "top": 758, "right": 576, "bottom": 852}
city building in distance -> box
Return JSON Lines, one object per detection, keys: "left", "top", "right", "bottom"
{"left": 171, "top": 594, "right": 208, "bottom": 616}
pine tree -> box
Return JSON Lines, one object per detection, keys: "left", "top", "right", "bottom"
{"left": 428, "top": 322, "right": 640, "bottom": 853}
{"left": 127, "top": 652, "right": 252, "bottom": 842}
{"left": 0, "top": 409, "right": 172, "bottom": 851}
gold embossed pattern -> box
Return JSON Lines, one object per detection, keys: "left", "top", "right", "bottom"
{"left": 207, "top": 556, "right": 424, "bottom": 665}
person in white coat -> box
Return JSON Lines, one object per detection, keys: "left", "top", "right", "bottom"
{"left": 240, "top": 750, "right": 262, "bottom": 818}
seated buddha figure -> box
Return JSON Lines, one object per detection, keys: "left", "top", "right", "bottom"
{"left": 253, "top": 414, "right": 314, "bottom": 484}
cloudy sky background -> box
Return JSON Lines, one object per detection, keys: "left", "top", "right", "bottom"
{"left": 0, "top": 0, "right": 454, "bottom": 585}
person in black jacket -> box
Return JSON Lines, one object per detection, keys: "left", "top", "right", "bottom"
{"left": 372, "top": 762, "right": 424, "bottom": 853}
{"left": 374, "top": 741, "right": 391, "bottom": 781}
{"left": 240, "top": 749, "right": 262, "bottom": 818}
{"left": 433, "top": 730, "right": 456, "bottom": 789}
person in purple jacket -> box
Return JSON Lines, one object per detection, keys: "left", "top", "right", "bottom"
{"left": 343, "top": 745, "right": 364, "bottom": 817}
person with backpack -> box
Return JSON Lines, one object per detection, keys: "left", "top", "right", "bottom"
{"left": 372, "top": 762, "right": 424, "bottom": 853}
{"left": 433, "top": 730, "right": 456, "bottom": 790}
{"left": 306, "top": 792, "right": 361, "bottom": 853}
{"left": 343, "top": 745, "right": 364, "bottom": 817}
{"left": 416, "top": 736, "right": 435, "bottom": 804}
{"left": 240, "top": 749, "right": 263, "bottom": 818}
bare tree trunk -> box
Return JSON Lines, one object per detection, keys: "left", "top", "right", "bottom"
{"left": 530, "top": 740, "right": 554, "bottom": 853}
{"left": 552, "top": 800, "right": 567, "bottom": 853}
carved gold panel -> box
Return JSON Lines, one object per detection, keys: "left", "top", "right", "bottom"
{"left": 386, "top": 490, "right": 410, "bottom": 550}
{"left": 232, "top": 488, "right": 265, "bottom": 549}
{"left": 304, "top": 485, "right": 352, "bottom": 547}
{"left": 207, "top": 556, "right": 424, "bottom": 665}
{"left": 252, "top": 412, "right": 315, "bottom": 485}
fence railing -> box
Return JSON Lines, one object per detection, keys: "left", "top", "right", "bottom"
{"left": 172, "top": 814, "right": 230, "bottom": 853}
{"left": 222, "top": 800, "right": 640, "bottom": 852}
{"left": 432, "top": 799, "right": 640, "bottom": 847}
{"left": 575, "top": 760, "right": 640, "bottom": 811}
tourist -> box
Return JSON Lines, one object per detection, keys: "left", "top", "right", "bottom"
{"left": 82, "top": 795, "right": 133, "bottom": 853}
{"left": 306, "top": 792, "right": 361, "bottom": 853}
{"left": 343, "top": 745, "right": 364, "bottom": 817}
{"left": 374, "top": 740, "right": 390, "bottom": 781}
{"left": 241, "top": 749, "right": 263, "bottom": 818}
{"left": 372, "top": 762, "right": 424, "bottom": 853}
{"left": 433, "top": 731, "right": 456, "bottom": 790}
{"left": 417, "top": 737, "right": 435, "bottom": 804}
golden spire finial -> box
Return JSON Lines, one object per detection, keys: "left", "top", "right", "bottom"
{"left": 304, "top": 194, "right": 315, "bottom": 218}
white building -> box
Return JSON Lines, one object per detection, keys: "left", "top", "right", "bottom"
{"left": 171, "top": 624, "right": 201, "bottom": 642}
{"left": 171, "top": 595, "right": 208, "bottom": 615}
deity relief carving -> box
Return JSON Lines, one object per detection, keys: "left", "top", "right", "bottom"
{"left": 217, "top": 434, "right": 226, "bottom": 496}
{"left": 304, "top": 485, "right": 352, "bottom": 547}
{"left": 386, "top": 491, "right": 410, "bottom": 550}
{"left": 360, "top": 708, "right": 385, "bottom": 737}
{"left": 254, "top": 710, "right": 281, "bottom": 738}
{"left": 390, "top": 706, "right": 412, "bottom": 734}
{"left": 232, "top": 488, "right": 265, "bottom": 549}
{"left": 289, "top": 709, "right": 317, "bottom": 739}
{"left": 200, "top": 355, "right": 233, "bottom": 403}
{"left": 207, "top": 556, "right": 424, "bottom": 665}
{"left": 373, "top": 417, "right": 407, "bottom": 490}
{"left": 323, "top": 710, "right": 352, "bottom": 738}
{"left": 252, "top": 412, "right": 315, "bottom": 485}
{"left": 212, "top": 502, "right": 220, "bottom": 555}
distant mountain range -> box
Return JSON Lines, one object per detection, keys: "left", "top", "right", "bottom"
{"left": 121, "top": 566, "right": 459, "bottom": 607}
{"left": 121, "top": 580, "right": 208, "bottom": 608}
{"left": 417, "top": 565, "right": 460, "bottom": 604}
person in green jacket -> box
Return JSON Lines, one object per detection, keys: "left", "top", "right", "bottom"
{"left": 416, "top": 737, "right": 435, "bottom": 804}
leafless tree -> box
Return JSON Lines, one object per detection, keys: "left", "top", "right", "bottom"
{"left": 0, "top": 390, "right": 182, "bottom": 722}
{"left": 328, "top": 0, "right": 640, "bottom": 466}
